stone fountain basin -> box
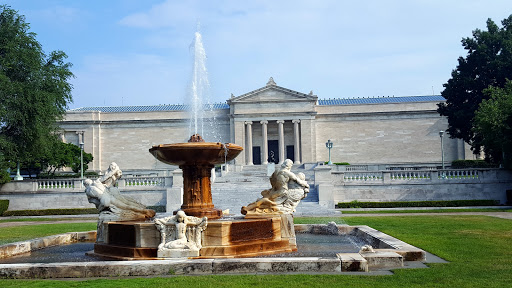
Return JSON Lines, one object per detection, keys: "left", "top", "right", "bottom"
{"left": 0, "top": 224, "right": 428, "bottom": 278}
{"left": 149, "top": 142, "right": 243, "bottom": 166}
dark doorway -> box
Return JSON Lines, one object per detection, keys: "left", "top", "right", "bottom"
{"left": 253, "top": 146, "right": 261, "bottom": 165}
{"left": 286, "top": 145, "right": 295, "bottom": 163}
{"left": 268, "top": 140, "right": 279, "bottom": 164}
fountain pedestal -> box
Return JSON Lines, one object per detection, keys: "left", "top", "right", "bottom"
{"left": 180, "top": 164, "right": 222, "bottom": 219}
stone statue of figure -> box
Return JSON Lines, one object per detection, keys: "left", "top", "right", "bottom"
{"left": 98, "top": 162, "right": 122, "bottom": 187}
{"left": 84, "top": 162, "right": 156, "bottom": 221}
{"left": 241, "top": 159, "right": 309, "bottom": 215}
{"left": 154, "top": 211, "right": 207, "bottom": 254}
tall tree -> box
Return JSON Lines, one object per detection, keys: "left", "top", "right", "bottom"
{"left": 473, "top": 80, "right": 512, "bottom": 168}
{"left": 437, "top": 15, "right": 512, "bottom": 153}
{"left": 0, "top": 5, "right": 74, "bottom": 173}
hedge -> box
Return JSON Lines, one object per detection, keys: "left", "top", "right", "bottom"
{"left": 2, "top": 208, "right": 98, "bottom": 216}
{"left": 337, "top": 199, "right": 500, "bottom": 208}
{"left": 325, "top": 162, "right": 350, "bottom": 165}
{"left": 451, "top": 160, "right": 497, "bottom": 169}
{"left": 2, "top": 205, "right": 167, "bottom": 216}
{"left": 37, "top": 172, "right": 99, "bottom": 179}
{"left": 0, "top": 200, "right": 9, "bottom": 215}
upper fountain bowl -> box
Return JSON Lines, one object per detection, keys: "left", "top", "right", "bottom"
{"left": 149, "top": 135, "right": 243, "bottom": 166}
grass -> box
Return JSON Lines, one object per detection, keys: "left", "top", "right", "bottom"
{"left": 339, "top": 208, "right": 512, "bottom": 214}
{"left": 0, "top": 215, "right": 511, "bottom": 287}
{"left": 0, "top": 217, "right": 97, "bottom": 224}
{"left": 0, "top": 222, "right": 96, "bottom": 245}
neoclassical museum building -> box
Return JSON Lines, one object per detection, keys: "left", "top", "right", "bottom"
{"left": 60, "top": 78, "right": 472, "bottom": 173}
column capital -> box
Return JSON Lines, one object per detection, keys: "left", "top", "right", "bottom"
{"left": 276, "top": 120, "right": 285, "bottom": 124}
{"left": 76, "top": 130, "right": 84, "bottom": 135}
{"left": 292, "top": 119, "right": 301, "bottom": 124}
{"left": 244, "top": 121, "right": 253, "bottom": 125}
{"left": 260, "top": 120, "right": 268, "bottom": 125}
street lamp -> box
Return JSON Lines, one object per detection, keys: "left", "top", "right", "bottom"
{"left": 79, "top": 142, "right": 84, "bottom": 179}
{"left": 439, "top": 131, "right": 445, "bottom": 178}
{"left": 325, "top": 139, "right": 333, "bottom": 165}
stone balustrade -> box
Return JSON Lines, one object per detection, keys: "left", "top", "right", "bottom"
{"left": 1, "top": 176, "right": 172, "bottom": 193}
{"left": 37, "top": 179, "right": 77, "bottom": 190}
{"left": 122, "top": 177, "right": 165, "bottom": 187}
{"left": 314, "top": 167, "right": 512, "bottom": 207}
{"left": 334, "top": 169, "right": 486, "bottom": 185}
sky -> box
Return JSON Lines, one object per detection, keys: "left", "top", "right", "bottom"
{"left": 2, "top": 0, "right": 512, "bottom": 110}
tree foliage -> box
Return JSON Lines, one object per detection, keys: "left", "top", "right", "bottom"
{"left": 473, "top": 80, "right": 512, "bottom": 168}
{"left": 0, "top": 5, "right": 74, "bottom": 176}
{"left": 437, "top": 15, "right": 512, "bottom": 153}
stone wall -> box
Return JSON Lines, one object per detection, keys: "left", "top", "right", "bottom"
{"left": 314, "top": 101, "right": 472, "bottom": 165}
{"left": 0, "top": 176, "right": 172, "bottom": 211}
{"left": 61, "top": 109, "right": 231, "bottom": 172}
{"left": 315, "top": 167, "right": 512, "bottom": 207}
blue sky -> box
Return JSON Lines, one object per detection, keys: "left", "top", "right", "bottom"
{"left": 2, "top": 0, "right": 511, "bottom": 109}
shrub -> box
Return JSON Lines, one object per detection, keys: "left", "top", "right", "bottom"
{"left": 2, "top": 208, "right": 98, "bottom": 216}
{"left": 337, "top": 199, "right": 500, "bottom": 208}
{"left": 37, "top": 172, "right": 99, "bottom": 179}
{"left": 0, "top": 199, "right": 9, "bottom": 215}
{"left": 147, "top": 206, "right": 166, "bottom": 213}
{"left": 451, "top": 160, "right": 497, "bottom": 169}
{"left": 324, "top": 162, "right": 350, "bottom": 165}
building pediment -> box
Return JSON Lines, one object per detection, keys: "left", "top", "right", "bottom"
{"left": 227, "top": 77, "right": 318, "bottom": 104}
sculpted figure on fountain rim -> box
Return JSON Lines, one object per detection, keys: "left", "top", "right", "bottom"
{"left": 241, "top": 159, "right": 310, "bottom": 216}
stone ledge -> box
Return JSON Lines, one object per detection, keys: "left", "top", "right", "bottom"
{"left": 336, "top": 253, "right": 368, "bottom": 272}
{"left": 360, "top": 251, "right": 403, "bottom": 269}
{"left": 0, "top": 231, "right": 96, "bottom": 259}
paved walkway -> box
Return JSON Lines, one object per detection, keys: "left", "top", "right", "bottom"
{"left": 0, "top": 211, "right": 511, "bottom": 228}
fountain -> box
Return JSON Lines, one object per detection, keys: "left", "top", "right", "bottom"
{"left": 149, "top": 134, "right": 241, "bottom": 219}
{"left": 0, "top": 29, "right": 428, "bottom": 277}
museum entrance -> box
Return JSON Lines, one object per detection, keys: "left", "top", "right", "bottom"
{"left": 268, "top": 140, "right": 279, "bottom": 164}
{"left": 252, "top": 146, "right": 261, "bottom": 165}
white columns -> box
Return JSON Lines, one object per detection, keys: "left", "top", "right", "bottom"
{"left": 292, "top": 119, "right": 300, "bottom": 164}
{"left": 260, "top": 120, "right": 268, "bottom": 164}
{"left": 245, "top": 121, "right": 253, "bottom": 165}
{"left": 277, "top": 120, "right": 285, "bottom": 164}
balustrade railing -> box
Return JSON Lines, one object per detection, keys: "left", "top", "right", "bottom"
{"left": 438, "top": 169, "right": 479, "bottom": 180}
{"left": 390, "top": 171, "right": 431, "bottom": 180}
{"left": 37, "top": 179, "right": 75, "bottom": 189}
{"left": 124, "top": 176, "right": 165, "bottom": 187}
{"left": 344, "top": 172, "right": 383, "bottom": 181}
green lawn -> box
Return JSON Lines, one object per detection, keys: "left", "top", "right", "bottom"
{"left": 0, "top": 222, "right": 96, "bottom": 245}
{"left": 0, "top": 215, "right": 511, "bottom": 287}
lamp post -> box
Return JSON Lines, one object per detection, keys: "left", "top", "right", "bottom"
{"left": 79, "top": 142, "right": 84, "bottom": 179}
{"left": 439, "top": 131, "right": 445, "bottom": 178}
{"left": 326, "top": 139, "right": 333, "bottom": 165}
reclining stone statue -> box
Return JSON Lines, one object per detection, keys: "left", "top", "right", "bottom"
{"left": 84, "top": 162, "right": 156, "bottom": 221}
{"left": 241, "top": 159, "right": 309, "bottom": 216}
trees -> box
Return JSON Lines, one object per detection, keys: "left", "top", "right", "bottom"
{"left": 0, "top": 5, "right": 74, "bottom": 178}
{"left": 437, "top": 15, "right": 512, "bottom": 154}
{"left": 473, "top": 80, "right": 512, "bottom": 168}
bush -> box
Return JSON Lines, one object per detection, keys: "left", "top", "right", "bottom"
{"left": 147, "top": 206, "right": 166, "bottom": 213}
{"left": 0, "top": 199, "right": 9, "bottom": 215}
{"left": 337, "top": 199, "right": 500, "bottom": 208}
{"left": 2, "top": 208, "right": 98, "bottom": 216}
{"left": 325, "top": 162, "right": 350, "bottom": 165}
{"left": 37, "top": 172, "right": 99, "bottom": 179}
{"left": 451, "top": 160, "right": 497, "bottom": 169}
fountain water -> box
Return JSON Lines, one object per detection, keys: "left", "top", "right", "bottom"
{"left": 187, "top": 26, "right": 220, "bottom": 142}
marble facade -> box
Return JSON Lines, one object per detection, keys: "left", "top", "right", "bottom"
{"left": 60, "top": 78, "right": 472, "bottom": 173}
